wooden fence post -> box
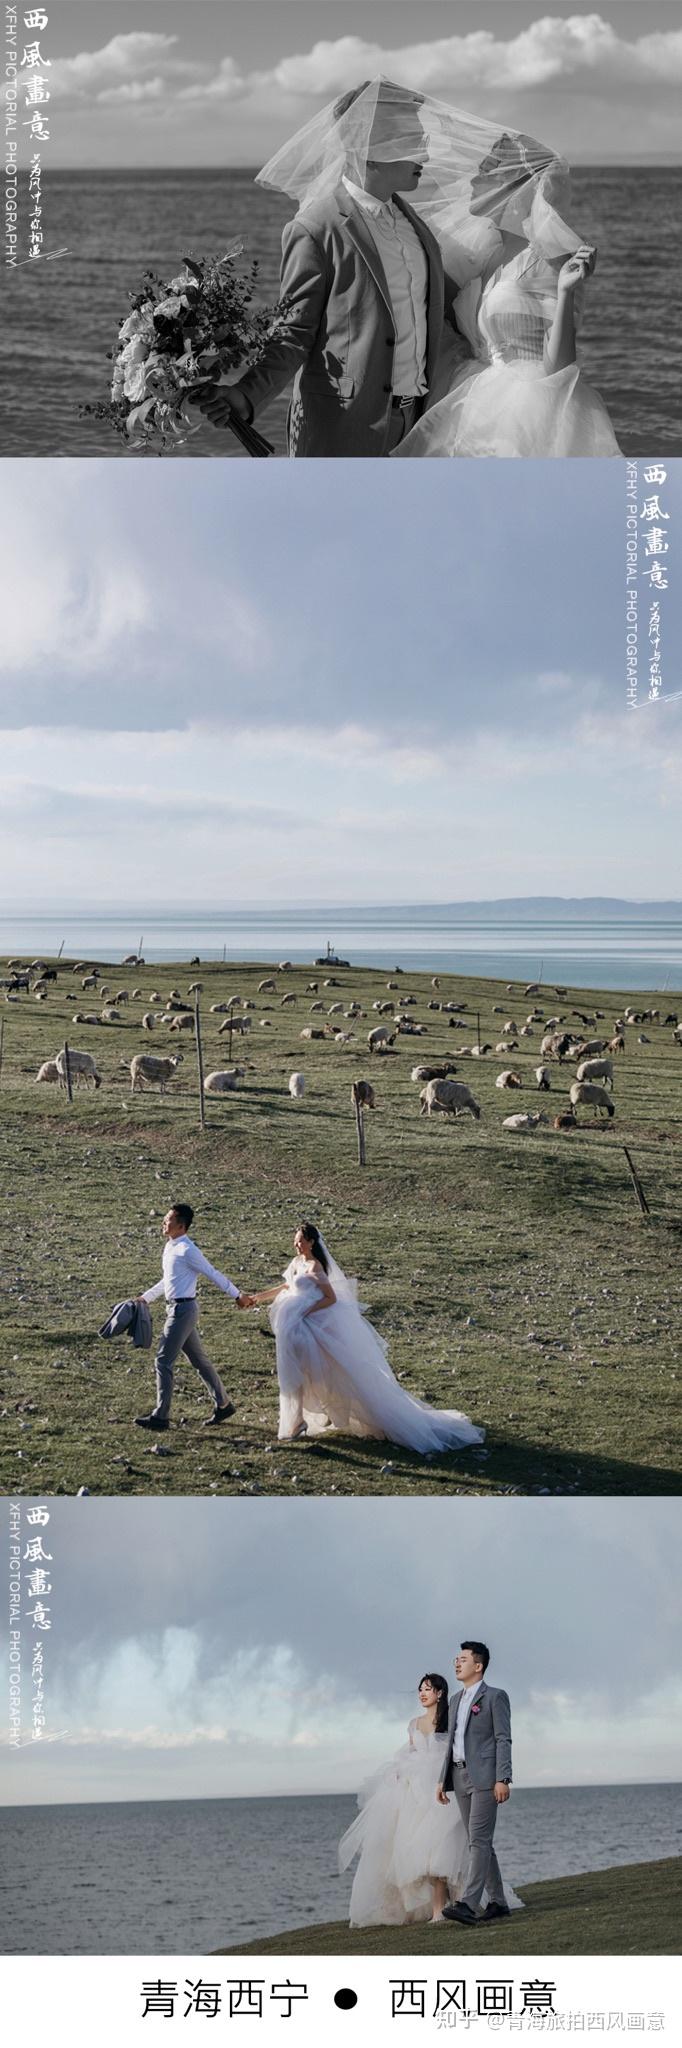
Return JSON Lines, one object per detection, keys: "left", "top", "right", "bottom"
{"left": 352, "top": 1082, "right": 366, "bottom": 1167}
{"left": 195, "top": 996, "right": 206, "bottom": 1129}
{"left": 0, "top": 1018, "right": 5, "bottom": 1086}
{"left": 622, "top": 1146, "right": 650, "bottom": 1218}
{"left": 62, "top": 1039, "right": 73, "bottom": 1104}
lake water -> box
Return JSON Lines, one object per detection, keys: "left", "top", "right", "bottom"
{"left": 1, "top": 908, "right": 681, "bottom": 993}
{"left": 3, "top": 166, "right": 680, "bottom": 457}
{"left": 1, "top": 1783, "right": 680, "bottom": 1955}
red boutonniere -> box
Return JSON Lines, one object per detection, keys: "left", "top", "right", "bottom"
{"left": 471, "top": 1704, "right": 482, "bottom": 1715}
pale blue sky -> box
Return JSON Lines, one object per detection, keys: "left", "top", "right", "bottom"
{"left": 17, "top": 3, "right": 682, "bottom": 166}
{"left": 2, "top": 458, "right": 680, "bottom": 906}
{"left": 2, "top": 1499, "right": 680, "bottom": 1803}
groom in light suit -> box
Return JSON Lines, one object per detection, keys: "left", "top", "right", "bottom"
{"left": 437, "top": 1640, "right": 513, "bottom": 1925}
{"left": 194, "top": 82, "right": 468, "bottom": 457}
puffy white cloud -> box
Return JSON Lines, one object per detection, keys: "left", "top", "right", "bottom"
{"left": 261, "top": 19, "right": 682, "bottom": 99}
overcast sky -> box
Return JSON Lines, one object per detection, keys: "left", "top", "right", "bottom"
{"left": 13, "top": 3, "right": 682, "bottom": 167}
{"left": 2, "top": 458, "right": 681, "bottom": 907}
{"left": 2, "top": 1498, "right": 680, "bottom": 1804}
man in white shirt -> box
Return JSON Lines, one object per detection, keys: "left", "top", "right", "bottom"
{"left": 134, "top": 1202, "right": 245, "bottom": 1431}
{"left": 194, "top": 82, "right": 468, "bottom": 457}
{"left": 437, "top": 1641, "right": 513, "bottom": 1925}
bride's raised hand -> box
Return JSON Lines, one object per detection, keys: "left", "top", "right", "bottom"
{"left": 557, "top": 245, "right": 596, "bottom": 295}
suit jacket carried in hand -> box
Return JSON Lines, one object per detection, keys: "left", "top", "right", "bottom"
{"left": 440, "top": 1682, "right": 513, "bottom": 1792}
{"left": 237, "top": 183, "right": 467, "bottom": 457}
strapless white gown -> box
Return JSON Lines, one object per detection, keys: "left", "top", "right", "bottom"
{"left": 395, "top": 252, "right": 622, "bottom": 458}
{"left": 269, "top": 1258, "right": 484, "bottom": 1450}
{"left": 338, "top": 1722, "right": 524, "bottom": 1927}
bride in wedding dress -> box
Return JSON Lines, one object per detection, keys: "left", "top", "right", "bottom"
{"left": 338, "top": 1675, "right": 523, "bottom": 1926}
{"left": 395, "top": 133, "right": 622, "bottom": 458}
{"left": 244, "top": 1223, "right": 484, "bottom": 1450}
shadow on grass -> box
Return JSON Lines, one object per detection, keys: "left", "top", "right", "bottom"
{"left": 282, "top": 1427, "right": 681, "bottom": 1495}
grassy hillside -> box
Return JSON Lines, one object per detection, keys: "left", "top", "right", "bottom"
{"left": 216, "top": 1856, "right": 682, "bottom": 1956}
{"left": 1, "top": 954, "right": 680, "bottom": 1496}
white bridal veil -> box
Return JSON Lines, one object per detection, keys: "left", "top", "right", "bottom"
{"left": 255, "top": 77, "right": 585, "bottom": 282}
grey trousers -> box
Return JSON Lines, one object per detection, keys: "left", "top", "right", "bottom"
{"left": 152, "top": 1300, "right": 228, "bottom": 1421}
{"left": 451, "top": 1765, "right": 506, "bottom": 1910}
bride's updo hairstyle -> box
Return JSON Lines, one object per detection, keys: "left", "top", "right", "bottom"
{"left": 298, "top": 1221, "right": 330, "bottom": 1275}
{"left": 419, "top": 1673, "right": 449, "bottom": 1733}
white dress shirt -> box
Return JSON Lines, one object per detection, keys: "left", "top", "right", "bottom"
{"left": 143, "top": 1235, "right": 240, "bottom": 1305}
{"left": 452, "top": 1679, "right": 484, "bottom": 1763}
{"left": 342, "top": 174, "right": 428, "bottom": 396}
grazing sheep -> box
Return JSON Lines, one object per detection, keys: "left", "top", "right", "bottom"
{"left": 419, "top": 1079, "right": 482, "bottom": 1121}
{"left": 142, "top": 1012, "right": 156, "bottom": 1031}
{"left": 608, "top": 1033, "right": 625, "bottom": 1054}
{"left": 328, "top": 1002, "right": 344, "bottom": 1016}
{"left": 309, "top": 1001, "right": 324, "bottom": 1013}
{"left": 673, "top": 1025, "right": 682, "bottom": 1045}
{"left": 663, "top": 1013, "right": 678, "bottom": 1028}
{"left": 576, "top": 1056, "right": 613, "bottom": 1088}
{"left": 306, "top": 983, "right": 319, "bottom": 994}
{"left": 72, "top": 1011, "right": 99, "bottom": 1025}
{"left": 554, "top": 1109, "right": 578, "bottom": 1130}
{"left": 114, "top": 990, "right": 129, "bottom": 1005}
{"left": 168, "top": 988, "right": 183, "bottom": 1002}
{"left": 280, "top": 992, "right": 297, "bottom": 1007}
{"left": 168, "top": 1012, "right": 195, "bottom": 1032}
{"left": 210, "top": 1002, "right": 231, "bottom": 1014}
{"left": 574, "top": 1038, "right": 607, "bottom": 1059}
{"left": 219, "top": 1015, "right": 251, "bottom": 1036}
{"left": 150, "top": 992, "right": 162, "bottom": 1005}
{"left": 129, "top": 1053, "right": 184, "bottom": 1094}
{"left": 368, "top": 1025, "right": 395, "bottom": 1053}
{"left": 55, "top": 1049, "right": 102, "bottom": 1090}
{"left": 279, "top": 961, "right": 292, "bottom": 972}
{"left": 131, "top": 988, "right": 143, "bottom": 999}
{"left": 411, "top": 1063, "right": 457, "bottom": 1083}
{"left": 495, "top": 1071, "right": 523, "bottom": 1090}
{"left": 300, "top": 1026, "right": 324, "bottom": 1040}
{"left": 204, "top": 1068, "right": 243, "bottom": 1094}
{"left": 258, "top": 978, "right": 276, "bottom": 993}
{"left": 502, "top": 1111, "right": 547, "bottom": 1132}
{"left": 353, "top": 1080, "right": 376, "bottom": 1109}
{"left": 35, "top": 1059, "right": 61, "bottom": 1084}
{"left": 288, "top": 1072, "right": 305, "bottom": 1098}
{"left": 100, "top": 1006, "right": 123, "bottom": 1024}
{"left": 81, "top": 974, "right": 98, "bottom": 990}
{"left": 502, "top": 1020, "right": 518, "bottom": 1035}
{"left": 188, "top": 982, "right": 203, "bottom": 995}
{"left": 535, "top": 1066, "right": 551, "bottom": 1090}
{"left": 431, "top": 977, "right": 440, "bottom": 989}
{"left": 569, "top": 1081, "right": 615, "bottom": 1120}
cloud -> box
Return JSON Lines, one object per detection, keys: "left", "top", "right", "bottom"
{"left": 41, "top": 33, "right": 188, "bottom": 102}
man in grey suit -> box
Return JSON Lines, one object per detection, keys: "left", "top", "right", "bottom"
{"left": 437, "top": 1640, "right": 513, "bottom": 1926}
{"left": 195, "top": 82, "right": 468, "bottom": 457}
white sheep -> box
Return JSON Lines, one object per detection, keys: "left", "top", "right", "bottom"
{"left": 56, "top": 1049, "right": 102, "bottom": 1090}
{"left": 129, "top": 1053, "right": 183, "bottom": 1094}
{"left": 576, "top": 1056, "right": 613, "bottom": 1088}
{"left": 100, "top": 1006, "right": 123, "bottom": 1024}
{"left": 258, "top": 977, "right": 276, "bottom": 993}
{"left": 495, "top": 1071, "right": 523, "bottom": 1090}
{"left": 502, "top": 1112, "right": 548, "bottom": 1132}
{"left": 142, "top": 1012, "right": 156, "bottom": 1032}
{"left": 168, "top": 1013, "right": 195, "bottom": 1032}
{"left": 368, "top": 1025, "right": 395, "bottom": 1053}
{"left": 204, "top": 1068, "right": 243, "bottom": 1094}
{"left": 288, "top": 1072, "right": 306, "bottom": 1098}
{"left": 35, "top": 1059, "right": 61, "bottom": 1084}
{"left": 419, "top": 1079, "right": 481, "bottom": 1121}
{"left": 535, "top": 1066, "right": 551, "bottom": 1090}
{"left": 569, "top": 1081, "right": 615, "bottom": 1120}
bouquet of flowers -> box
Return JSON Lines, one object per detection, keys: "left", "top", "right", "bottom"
{"left": 82, "top": 247, "right": 290, "bottom": 454}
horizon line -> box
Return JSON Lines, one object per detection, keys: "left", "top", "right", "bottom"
{"left": 3, "top": 1778, "right": 681, "bottom": 1809}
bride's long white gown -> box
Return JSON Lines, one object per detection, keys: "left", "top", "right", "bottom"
{"left": 394, "top": 249, "right": 622, "bottom": 458}
{"left": 269, "top": 1258, "right": 484, "bottom": 1450}
{"left": 338, "top": 1721, "right": 523, "bottom": 1926}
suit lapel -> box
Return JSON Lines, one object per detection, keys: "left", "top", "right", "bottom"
{"left": 336, "top": 187, "right": 393, "bottom": 318}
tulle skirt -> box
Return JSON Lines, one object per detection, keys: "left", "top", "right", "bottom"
{"left": 394, "top": 357, "right": 622, "bottom": 459}
{"left": 269, "top": 1294, "right": 484, "bottom": 1452}
{"left": 339, "top": 1753, "right": 470, "bottom": 1926}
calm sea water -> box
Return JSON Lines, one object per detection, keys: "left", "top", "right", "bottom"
{"left": 1, "top": 1784, "right": 680, "bottom": 1956}
{"left": 4, "top": 166, "right": 680, "bottom": 457}
{"left": 1, "top": 909, "right": 681, "bottom": 992}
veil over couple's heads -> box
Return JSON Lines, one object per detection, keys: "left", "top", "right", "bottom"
{"left": 256, "top": 76, "right": 583, "bottom": 266}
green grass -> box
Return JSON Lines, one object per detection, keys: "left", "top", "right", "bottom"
{"left": 216, "top": 1856, "right": 682, "bottom": 1956}
{"left": 1, "top": 955, "right": 680, "bottom": 1497}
